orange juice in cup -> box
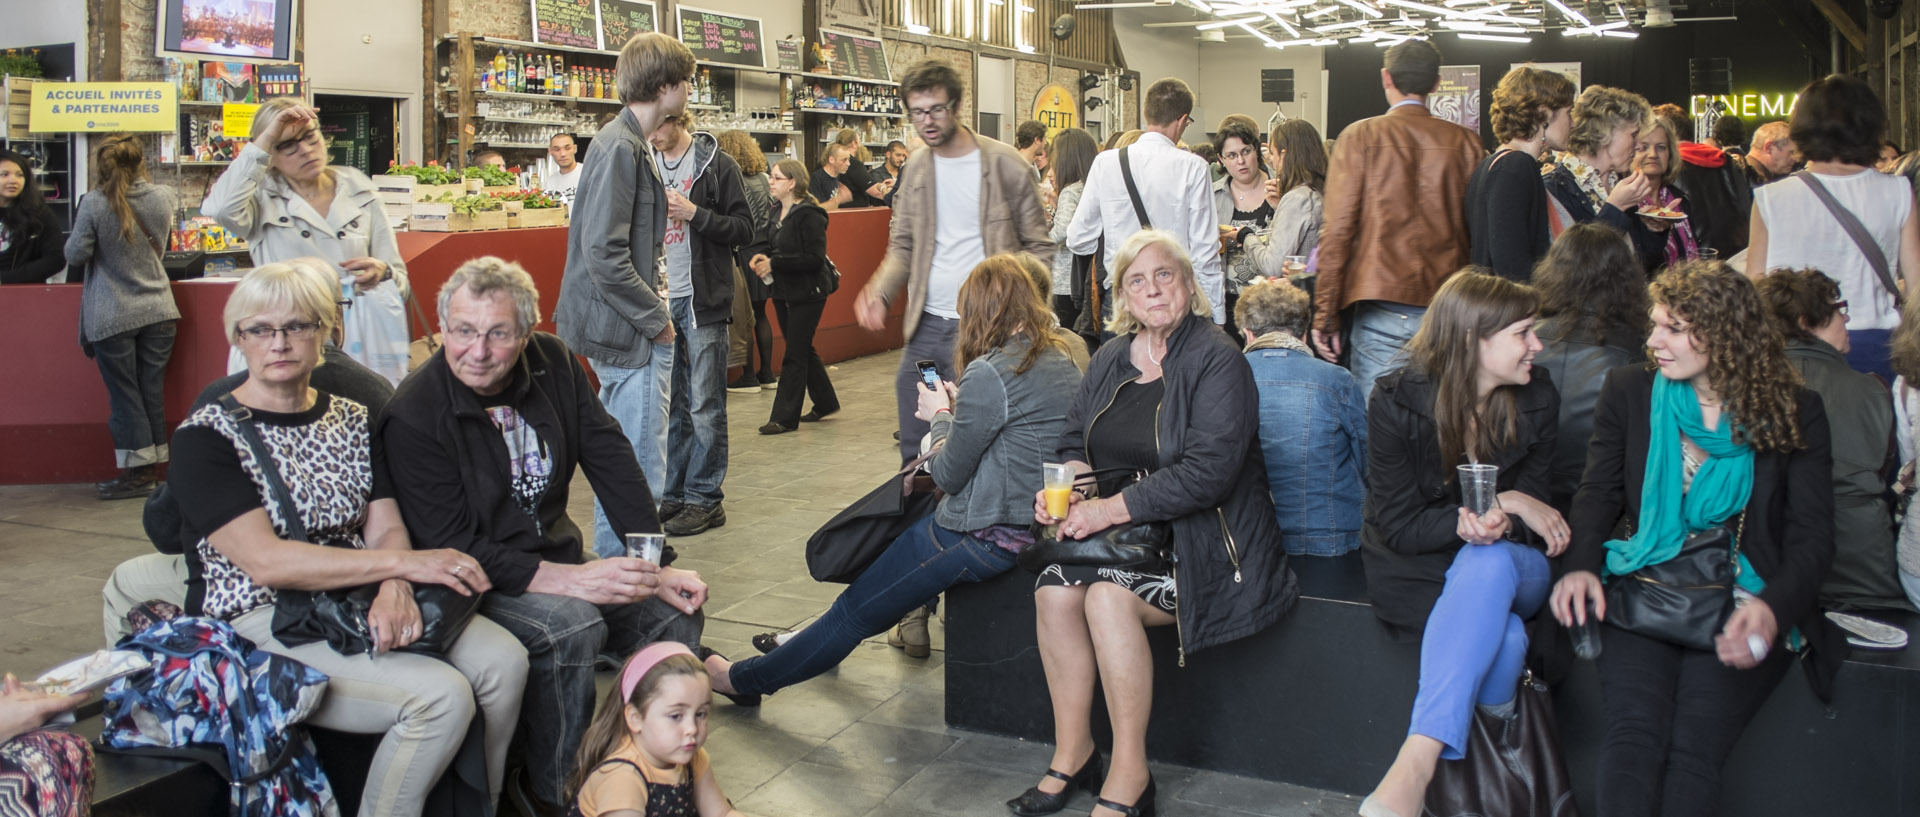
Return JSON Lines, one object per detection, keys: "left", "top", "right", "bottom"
{"left": 1043, "top": 462, "right": 1075, "bottom": 520}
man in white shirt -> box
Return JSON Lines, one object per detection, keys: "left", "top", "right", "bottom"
{"left": 1068, "top": 78, "right": 1224, "bottom": 323}
{"left": 542, "top": 132, "right": 584, "bottom": 207}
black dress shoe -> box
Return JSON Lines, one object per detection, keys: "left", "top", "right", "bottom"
{"left": 695, "top": 646, "right": 763, "bottom": 707}
{"left": 1092, "top": 775, "right": 1156, "bottom": 817}
{"left": 751, "top": 632, "right": 786, "bottom": 654}
{"left": 1006, "top": 751, "right": 1104, "bottom": 816}
{"left": 799, "top": 407, "right": 838, "bottom": 422}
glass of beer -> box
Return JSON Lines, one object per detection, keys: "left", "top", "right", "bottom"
{"left": 1043, "top": 462, "right": 1075, "bottom": 520}
{"left": 1282, "top": 255, "right": 1308, "bottom": 276}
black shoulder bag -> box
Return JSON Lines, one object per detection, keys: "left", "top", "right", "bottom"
{"left": 218, "top": 393, "right": 482, "bottom": 656}
{"left": 1604, "top": 513, "right": 1745, "bottom": 652}
{"left": 1017, "top": 468, "right": 1173, "bottom": 574}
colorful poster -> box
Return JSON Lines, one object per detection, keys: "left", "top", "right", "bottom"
{"left": 1431, "top": 65, "right": 1481, "bottom": 132}
{"left": 29, "top": 82, "right": 178, "bottom": 133}
{"left": 1517, "top": 62, "right": 1582, "bottom": 93}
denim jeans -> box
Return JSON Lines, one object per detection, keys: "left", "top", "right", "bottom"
{"left": 479, "top": 592, "right": 703, "bottom": 810}
{"left": 1903, "top": 569, "right": 1920, "bottom": 612}
{"left": 93, "top": 320, "right": 177, "bottom": 467}
{"left": 1846, "top": 327, "right": 1894, "bottom": 383}
{"left": 727, "top": 514, "right": 1016, "bottom": 695}
{"left": 1408, "top": 540, "right": 1549, "bottom": 760}
{"left": 893, "top": 315, "right": 959, "bottom": 462}
{"left": 590, "top": 345, "right": 672, "bottom": 558}
{"left": 1349, "top": 301, "right": 1425, "bottom": 405}
{"left": 664, "top": 295, "right": 729, "bottom": 507}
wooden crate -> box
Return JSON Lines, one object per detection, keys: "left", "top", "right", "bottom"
{"left": 411, "top": 203, "right": 508, "bottom": 232}
{"left": 4, "top": 105, "right": 31, "bottom": 139}
{"left": 411, "top": 183, "right": 466, "bottom": 203}
{"left": 508, "top": 208, "right": 567, "bottom": 228}
{"left": 6, "top": 77, "right": 34, "bottom": 106}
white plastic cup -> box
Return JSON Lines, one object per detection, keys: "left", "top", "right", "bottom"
{"left": 625, "top": 532, "right": 665, "bottom": 565}
{"left": 1457, "top": 463, "right": 1499, "bottom": 517}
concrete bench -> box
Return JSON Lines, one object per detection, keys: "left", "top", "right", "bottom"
{"left": 943, "top": 551, "right": 1920, "bottom": 815}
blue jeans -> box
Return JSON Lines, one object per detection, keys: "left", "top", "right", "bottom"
{"left": 590, "top": 344, "right": 672, "bottom": 558}
{"left": 479, "top": 592, "right": 703, "bottom": 809}
{"left": 1349, "top": 301, "right": 1425, "bottom": 405}
{"left": 1846, "top": 327, "right": 1894, "bottom": 384}
{"left": 1409, "top": 540, "right": 1550, "bottom": 760}
{"left": 664, "top": 295, "right": 729, "bottom": 507}
{"left": 727, "top": 514, "right": 1017, "bottom": 695}
{"left": 93, "top": 320, "right": 177, "bottom": 467}
{"left": 894, "top": 315, "right": 959, "bottom": 462}
{"left": 1902, "top": 569, "right": 1920, "bottom": 612}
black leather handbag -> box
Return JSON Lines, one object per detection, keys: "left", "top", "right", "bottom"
{"left": 806, "top": 452, "right": 940, "bottom": 583}
{"left": 1016, "top": 468, "right": 1173, "bottom": 574}
{"left": 1422, "top": 672, "right": 1578, "bottom": 817}
{"left": 214, "top": 393, "right": 483, "bottom": 657}
{"left": 1604, "top": 514, "right": 1744, "bottom": 652}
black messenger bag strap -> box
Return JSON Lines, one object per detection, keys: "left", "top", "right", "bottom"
{"left": 217, "top": 393, "right": 308, "bottom": 543}
{"left": 1118, "top": 146, "right": 1152, "bottom": 230}
{"left": 1794, "top": 171, "right": 1899, "bottom": 303}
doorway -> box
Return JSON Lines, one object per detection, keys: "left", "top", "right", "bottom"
{"left": 315, "top": 94, "right": 399, "bottom": 176}
{"left": 977, "top": 55, "right": 1015, "bottom": 144}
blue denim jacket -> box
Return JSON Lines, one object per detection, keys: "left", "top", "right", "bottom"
{"left": 1245, "top": 342, "right": 1368, "bottom": 555}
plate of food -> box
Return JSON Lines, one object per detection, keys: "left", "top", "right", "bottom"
{"left": 1640, "top": 198, "right": 1688, "bottom": 221}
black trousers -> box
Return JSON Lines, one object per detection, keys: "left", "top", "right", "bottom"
{"left": 1594, "top": 623, "right": 1792, "bottom": 817}
{"left": 770, "top": 298, "right": 838, "bottom": 427}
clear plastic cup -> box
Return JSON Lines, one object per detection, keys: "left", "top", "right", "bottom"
{"left": 1043, "top": 462, "right": 1075, "bottom": 520}
{"left": 625, "top": 532, "right": 665, "bottom": 565}
{"left": 1457, "top": 463, "right": 1499, "bottom": 517}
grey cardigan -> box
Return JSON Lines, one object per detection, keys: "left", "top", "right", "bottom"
{"left": 65, "top": 181, "right": 179, "bottom": 342}
{"left": 926, "top": 336, "right": 1083, "bottom": 532}
{"left": 555, "top": 107, "right": 671, "bottom": 367}
{"left": 1240, "top": 184, "right": 1323, "bottom": 279}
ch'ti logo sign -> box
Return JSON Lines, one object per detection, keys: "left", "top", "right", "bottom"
{"left": 1690, "top": 93, "right": 1799, "bottom": 119}
{"left": 1033, "top": 83, "right": 1078, "bottom": 138}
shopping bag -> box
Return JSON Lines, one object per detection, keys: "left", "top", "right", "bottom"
{"left": 341, "top": 280, "right": 410, "bottom": 386}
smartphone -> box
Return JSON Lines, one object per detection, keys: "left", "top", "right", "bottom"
{"left": 916, "top": 359, "right": 940, "bottom": 389}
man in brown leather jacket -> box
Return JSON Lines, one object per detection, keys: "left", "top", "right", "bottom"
{"left": 1311, "top": 40, "right": 1485, "bottom": 401}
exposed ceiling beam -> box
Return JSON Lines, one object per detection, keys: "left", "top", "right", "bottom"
{"left": 1806, "top": 0, "right": 1867, "bottom": 52}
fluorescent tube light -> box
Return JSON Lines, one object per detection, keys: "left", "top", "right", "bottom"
{"left": 1457, "top": 32, "right": 1531, "bottom": 42}
{"left": 1336, "top": 0, "right": 1385, "bottom": 18}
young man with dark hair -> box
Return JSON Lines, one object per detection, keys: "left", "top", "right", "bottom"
{"left": 881, "top": 139, "right": 908, "bottom": 207}
{"left": 555, "top": 31, "right": 696, "bottom": 557}
{"left": 646, "top": 112, "right": 754, "bottom": 536}
{"left": 1068, "top": 76, "right": 1225, "bottom": 323}
{"left": 1311, "top": 40, "right": 1485, "bottom": 401}
{"left": 1015, "top": 119, "right": 1048, "bottom": 173}
{"left": 542, "top": 132, "right": 583, "bottom": 206}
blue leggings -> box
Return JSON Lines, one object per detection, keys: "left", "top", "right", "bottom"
{"left": 1409, "top": 540, "right": 1550, "bottom": 760}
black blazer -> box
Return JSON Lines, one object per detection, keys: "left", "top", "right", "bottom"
{"left": 1569, "top": 366, "right": 1846, "bottom": 691}
{"left": 757, "top": 201, "right": 833, "bottom": 303}
{"left": 1361, "top": 366, "right": 1560, "bottom": 634}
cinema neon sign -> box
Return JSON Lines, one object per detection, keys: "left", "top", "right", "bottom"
{"left": 1689, "top": 93, "right": 1799, "bottom": 119}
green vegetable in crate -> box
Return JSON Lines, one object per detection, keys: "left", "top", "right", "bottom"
{"left": 385, "top": 160, "right": 460, "bottom": 185}
{"left": 462, "top": 164, "right": 519, "bottom": 187}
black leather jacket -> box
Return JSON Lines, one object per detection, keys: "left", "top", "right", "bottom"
{"left": 1533, "top": 316, "right": 1639, "bottom": 512}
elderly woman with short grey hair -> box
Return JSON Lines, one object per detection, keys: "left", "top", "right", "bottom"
{"left": 167, "top": 260, "right": 528, "bottom": 815}
{"left": 1236, "top": 279, "right": 1368, "bottom": 557}
{"left": 1541, "top": 85, "right": 1665, "bottom": 264}
{"left": 1012, "top": 230, "right": 1299, "bottom": 817}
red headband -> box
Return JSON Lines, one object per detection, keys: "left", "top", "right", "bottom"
{"left": 619, "top": 642, "right": 698, "bottom": 702}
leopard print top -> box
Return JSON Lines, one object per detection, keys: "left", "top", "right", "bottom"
{"left": 178, "top": 394, "right": 374, "bottom": 620}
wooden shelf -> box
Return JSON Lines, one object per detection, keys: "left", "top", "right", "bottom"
{"left": 440, "top": 36, "right": 876, "bottom": 82}
{"left": 797, "top": 108, "right": 901, "bottom": 119}
{"left": 797, "top": 72, "right": 899, "bottom": 88}
{"left": 473, "top": 89, "right": 622, "bottom": 106}
{"left": 447, "top": 113, "right": 581, "bottom": 126}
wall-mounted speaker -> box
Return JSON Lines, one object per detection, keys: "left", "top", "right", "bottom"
{"left": 1689, "top": 57, "right": 1731, "bottom": 96}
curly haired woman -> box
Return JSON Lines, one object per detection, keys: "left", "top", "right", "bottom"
{"left": 1551, "top": 261, "right": 1844, "bottom": 817}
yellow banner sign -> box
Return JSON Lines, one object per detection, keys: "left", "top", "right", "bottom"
{"left": 223, "top": 104, "right": 260, "bottom": 141}
{"left": 1032, "top": 83, "right": 1078, "bottom": 139}
{"left": 29, "top": 82, "right": 177, "bottom": 133}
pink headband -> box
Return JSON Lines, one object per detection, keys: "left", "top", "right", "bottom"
{"left": 619, "top": 642, "right": 697, "bottom": 701}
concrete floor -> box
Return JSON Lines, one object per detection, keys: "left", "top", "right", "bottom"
{"left": 0, "top": 351, "right": 1359, "bottom": 817}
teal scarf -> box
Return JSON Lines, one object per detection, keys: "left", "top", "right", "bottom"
{"left": 1605, "top": 374, "right": 1765, "bottom": 594}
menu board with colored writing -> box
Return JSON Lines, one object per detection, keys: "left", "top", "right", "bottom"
{"left": 674, "top": 4, "right": 765, "bottom": 68}
{"left": 531, "top": 0, "right": 602, "bottom": 49}
{"left": 819, "top": 28, "right": 890, "bottom": 82}
{"left": 597, "top": 0, "right": 656, "bottom": 51}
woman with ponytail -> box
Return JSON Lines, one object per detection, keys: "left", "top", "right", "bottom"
{"left": 64, "top": 134, "right": 179, "bottom": 500}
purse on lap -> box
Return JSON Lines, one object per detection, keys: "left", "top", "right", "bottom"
{"left": 1603, "top": 514, "right": 1744, "bottom": 652}
{"left": 1016, "top": 468, "right": 1174, "bottom": 574}
{"left": 215, "top": 393, "right": 482, "bottom": 656}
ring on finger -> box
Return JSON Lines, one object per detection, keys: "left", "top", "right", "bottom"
{"left": 452, "top": 565, "right": 464, "bottom": 575}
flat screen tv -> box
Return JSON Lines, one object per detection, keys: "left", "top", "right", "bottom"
{"left": 155, "top": 0, "right": 299, "bottom": 64}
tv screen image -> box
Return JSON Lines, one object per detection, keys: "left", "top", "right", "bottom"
{"left": 158, "top": 0, "right": 298, "bottom": 63}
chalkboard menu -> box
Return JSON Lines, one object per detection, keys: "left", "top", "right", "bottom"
{"left": 532, "top": 0, "right": 601, "bottom": 49}
{"left": 675, "top": 4, "right": 765, "bottom": 68}
{"left": 598, "top": 0, "right": 656, "bottom": 51}
{"left": 819, "top": 28, "right": 889, "bottom": 82}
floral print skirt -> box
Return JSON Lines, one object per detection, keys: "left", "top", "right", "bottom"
{"left": 1035, "top": 564, "right": 1178, "bottom": 613}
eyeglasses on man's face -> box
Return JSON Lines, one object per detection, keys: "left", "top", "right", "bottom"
{"left": 907, "top": 104, "right": 953, "bottom": 122}
{"left": 447, "top": 325, "right": 525, "bottom": 348}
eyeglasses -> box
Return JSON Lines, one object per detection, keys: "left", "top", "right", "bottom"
{"left": 1833, "top": 300, "right": 1849, "bottom": 316}
{"left": 273, "top": 129, "right": 321, "bottom": 157}
{"left": 1221, "top": 146, "right": 1258, "bottom": 162}
{"left": 238, "top": 322, "right": 321, "bottom": 343}
{"left": 447, "top": 325, "right": 525, "bottom": 347}
{"left": 907, "top": 104, "right": 953, "bottom": 122}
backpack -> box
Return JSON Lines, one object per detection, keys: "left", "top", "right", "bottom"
{"left": 102, "top": 613, "right": 339, "bottom": 817}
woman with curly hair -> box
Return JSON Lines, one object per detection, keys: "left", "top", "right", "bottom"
{"left": 1540, "top": 86, "right": 1665, "bottom": 265}
{"left": 1532, "top": 223, "right": 1649, "bottom": 511}
{"left": 1551, "top": 261, "right": 1843, "bottom": 817}
{"left": 1468, "top": 65, "right": 1576, "bottom": 282}
{"left": 1747, "top": 74, "right": 1920, "bottom": 383}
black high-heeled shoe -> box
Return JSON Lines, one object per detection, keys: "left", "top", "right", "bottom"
{"left": 694, "top": 646, "right": 762, "bottom": 707}
{"left": 1005, "top": 751, "right": 1104, "bottom": 816}
{"left": 1091, "top": 775, "right": 1156, "bottom": 817}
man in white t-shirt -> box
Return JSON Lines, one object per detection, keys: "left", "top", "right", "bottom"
{"left": 854, "top": 58, "right": 1052, "bottom": 463}
{"left": 542, "top": 132, "right": 584, "bottom": 207}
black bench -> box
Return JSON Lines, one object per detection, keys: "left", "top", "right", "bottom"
{"left": 944, "top": 552, "right": 1920, "bottom": 815}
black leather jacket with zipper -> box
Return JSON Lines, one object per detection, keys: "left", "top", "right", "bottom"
{"left": 1055, "top": 313, "right": 1299, "bottom": 658}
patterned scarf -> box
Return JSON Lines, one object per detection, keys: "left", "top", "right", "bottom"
{"left": 1655, "top": 185, "right": 1702, "bottom": 266}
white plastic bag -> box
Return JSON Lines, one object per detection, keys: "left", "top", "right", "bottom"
{"left": 341, "top": 280, "right": 411, "bottom": 386}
